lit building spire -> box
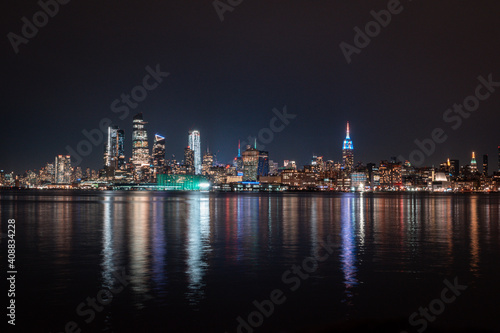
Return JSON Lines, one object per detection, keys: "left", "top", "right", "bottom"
{"left": 254, "top": 138, "right": 257, "bottom": 149}
{"left": 238, "top": 140, "right": 241, "bottom": 157}
{"left": 471, "top": 151, "right": 478, "bottom": 173}
{"left": 342, "top": 121, "right": 354, "bottom": 174}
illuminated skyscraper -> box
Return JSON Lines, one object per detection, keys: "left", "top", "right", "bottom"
{"left": 105, "top": 126, "right": 125, "bottom": 169}
{"left": 132, "top": 113, "right": 150, "bottom": 181}
{"left": 234, "top": 140, "right": 243, "bottom": 172}
{"left": 202, "top": 149, "right": 214, "bottom": 176}
{"left": 257, "top": 151, "right": 269, "bottom": 177}
{"left": 483, "top": 154, "right": 488, "bottom": 176}
{"left": 242, "top": 145, "right": 259, "bottom": 181}
{"left": 188, "top": 130, "right": 201, "bottom": 174}
{"left": 132, "top": 113, "right": 150, "bottom": 166}
{"left": 342, "top": 122, "right": 354, "bottom": 173}
{"left": 184, "top": 146, "right": 195, "bottom": 174}
{"left": 470, "top": 152, "right": 478, "bottom": 173}
{"left": 55, "top": 155, "right": 72, "bottom": 183}
{"left": 153, "top": 134, "right": 166, "bottom": 177}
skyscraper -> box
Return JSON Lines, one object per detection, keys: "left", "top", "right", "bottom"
{"left": 132, "top": 113, "right": 150, "bottom": 181}
{"left": 55, "top": 155, "right": 72, "bottom": 183}
{"left": 234, "top": 140, "right": 243, "bottom": 173}
{"left": 184, "top": 146, "right": 195, "bottom": 174}
{"left": 202, "top": 149, "right": 214, "bottom": 176}
{"left": 470, "top": 152, "right": 478, "bottom": 173}
{"left": 257, "top": 151, "right": 269, "bottom": 177}
{"left": 242, "top": 145, "right": 259, "bottom": 181}
{"left": 105, "top": 126, "right": 125, "bottom": 169}
{"left": 188, "top": 130, "right": 201, "bottom": 175}
{"left": 342, "top": 122, "right": 354, "bottom": 173}
{"left": 153, "top": 134, "right": 166, "bottom": 177}
{"left": 483, "top": 154, "right": 489, "bottom": 176}
{"left": 132, "top": 113, "right": 150, "bottom": 166}
{"left": 450, "top": 160, "right": 460, "bottom": 177}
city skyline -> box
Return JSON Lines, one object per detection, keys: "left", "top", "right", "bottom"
{"left": 2, "top": 2, "right": 500, "bottom": 173}
{"left": 1, "top": 113, "right": 499, "bottom": 177}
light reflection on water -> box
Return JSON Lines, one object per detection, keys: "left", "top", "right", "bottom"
{"left": 1, "top": 191, "right": 499, "bottom": 332}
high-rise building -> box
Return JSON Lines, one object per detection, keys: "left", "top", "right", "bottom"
{"left": 234, "top": 140, "right": 243, "bottom": 172}
{"left": 470, "top": 152, "right": 478, "bottom": 173}
{"left": 342, "top": 122, "right": 354, "bottom": 174}
{"left": 55, "top": 155, "right": 72, "bottom": 183}
{"left": 132, "top": 113, "right": 150, "bottom": 167}
{"left": 450, "top": 160, "right": 460, "bottom": 177}
{"left": 311, "top": 155, "right": 324, "bottom": 173}
{"left": 153, "top": 134, "right": 166, "bottom": 177}
{"left": 188, "top": 130, "right": 201, "bottom": 174}
{"left": 257, "top": 151, "right": 269, "bottom": 177}
{"left": 105, "top": 126, "right": 125, "bottom": 169}
{"left": 242, "top": 145, "right": 259, "bottom": 181}
{"left": 498, "top": 146, "right": 500, "bottom": 172}
{"left": 269, "top": 160, "right": 278, "bottom": 175}
{"left": 202, "top": 150, "right": 214, "bottom": 176}
{"left": 483, "top": 154, "right": 489, "bottom": 176}
{"left": 184, "top": 146, "right": 195, "bottom": 174}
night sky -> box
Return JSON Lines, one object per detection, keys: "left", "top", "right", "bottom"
{"left": 2, "top": 0, "right": 500, "bottom": 173}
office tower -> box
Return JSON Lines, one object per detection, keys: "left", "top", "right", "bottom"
{"left": 342, "top": 122, "right": 354, "bottom": 173}
{"left": 269, "top": 160, "right": 278, "bottom": 175}
{"left": 242, "top": 145, "right": 259, "bottom": 181}
{"left": 105, "top": 126, "right": 125, "bottom": 169}
{"left": 470, "top": 152, "right": 478, "bottom": 173}
{"left": 257, "top": 151, "right": 269, "bottom": 176}
{"left": 312, "top": 155, "right": 324, "bottom": 173}
{"left": 202, "top": 149, "right": 214, "bottom": 176}
{"left": 55, "top": 155, "right": 72, "bottom": 183}
{"left": 153, "top": 134, "right": 166, "bottom": 176}
{"left": 184, "top": 146, "right": 195, "bottom": 174}
{"left": 234, "top": 140, "right": 243, "bottom": 172}
{"left": 188, "top": 130, "right": 201, "bottom": 174}
{"left": 450, "top": 160, "right": 460, "bottom": 177}
{"left": 132, "top": 113, "right": 150, "bottom": 168}
{"left": 483, "top": 154, "right": 489, "bottom": 176}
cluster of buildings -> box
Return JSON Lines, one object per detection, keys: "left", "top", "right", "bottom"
{"left": 1, "top": 114, "right": 499, "bottom": 192}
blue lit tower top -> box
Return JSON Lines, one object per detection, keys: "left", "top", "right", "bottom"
{"left": 343, "top": 121, "right": 353, "bottom": 150}
{"left": 342, "top": 121, "right": 354, "bottom": 173}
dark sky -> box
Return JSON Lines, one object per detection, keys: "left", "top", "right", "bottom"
{"left": 2, "top": 0, "right": 500, "bottom": 173}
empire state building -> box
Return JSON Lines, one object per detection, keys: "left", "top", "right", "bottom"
{"left": 342, "top": 122, "right": 354, "bottom": 173}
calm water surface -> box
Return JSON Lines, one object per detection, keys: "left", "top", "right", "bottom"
{"left": 1, "top": 191, "right": 499, "bottom": 332}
